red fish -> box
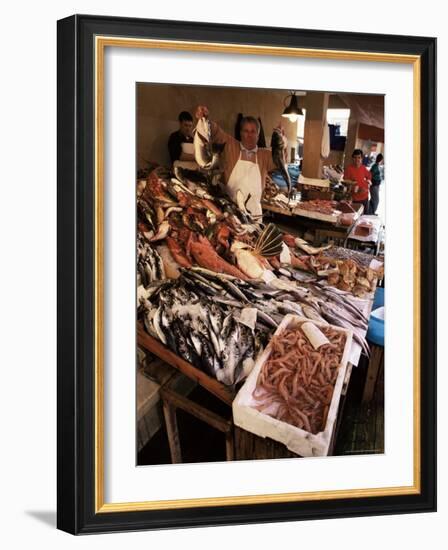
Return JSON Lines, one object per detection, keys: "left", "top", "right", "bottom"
{"left": 190, "top": 235, "right": 248, "bottom": 280}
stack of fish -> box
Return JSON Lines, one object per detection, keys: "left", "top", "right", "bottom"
{"left": 181, "top": 267, "right": 370, "bottom": 357}
{"left": 139, "top": 274, "right": 263, "bottom": 386}
{"left": 139, "top": 266, "right": 370, "bottom": 387}
{"left": 137, "top": 233, "right": 165, "bottom": 287}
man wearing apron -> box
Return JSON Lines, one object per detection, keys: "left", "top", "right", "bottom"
{"left": 168, "top": 111, "right": 198, "bottom": 170}
{"left": 195, "top": 106, "right": 281, "bottom": 220}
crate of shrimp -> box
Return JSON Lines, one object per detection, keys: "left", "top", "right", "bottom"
{"left": 233, "top": 314, "right": 353, "bottom": 457}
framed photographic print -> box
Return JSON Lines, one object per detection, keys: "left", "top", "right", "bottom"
{"left": 57, "top": 14, "right": 436, "bottom": 534}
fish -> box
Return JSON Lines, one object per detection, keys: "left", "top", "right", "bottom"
{"left": 314, "top": 283, "right": 369, "bottom": 324}
{"left": 218, "top": 321, "right": 241, "bottom": 385}
{"left": 253, "top": 224, "right": 284, "bottom": 257}
{"left": 194, "top": 117, "right": 225, "bottom": 171}
{"left": 152, "top": 306, "right": 167, "bottom": 344}
{"left": 166, "top": 236, "right": 192, "bottom": 268}
{"left": 231, "top": 241, "right": 267, "bottom": 279}
{"left": 190, "top": 235, "right": 249, "bottom": 280}
{"left": 319, "top": 303, "right": 370, "bottom": 356}
{"left": 271, "top": 127, "right": 292, "bottom": 199}
{"left": 149, "top": 220, "right": 170, "bottom": 242}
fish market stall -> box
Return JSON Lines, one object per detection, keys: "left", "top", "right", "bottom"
{"left": 262, "top": 197, "right": 363, "bottom": 246}
{"left": 134, "top": 84, "right": 386, "bottom": 463}
{"left": 136, "top": 158, "right": 383, "bottom": 461}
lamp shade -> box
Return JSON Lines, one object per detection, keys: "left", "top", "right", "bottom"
{"left": 282, "top": 93, "right": 303, "bottom": 122}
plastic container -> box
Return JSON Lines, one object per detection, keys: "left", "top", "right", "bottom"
{"left": 372, "top": 286, "right": 384, "bottom": 310}
{"left": 367, "top": 306, "right": 384, "bottom": 347}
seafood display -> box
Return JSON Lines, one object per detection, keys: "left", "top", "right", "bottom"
{"left": 139, "top": 274, "right": 262, "bottom": 386}
{"left": 321, "top": 246, "right": 380, "bottom": 269}
{"left": 137, "top": 160, "right": 379, "bottom": 389}
{"left": 262, "top": 193, "right": 298, "bottom": 212}
{"left": 294, "top": 199, "right": 340, "bottom": 215}
{"left": 137, "top": 233, "right": 165, "bottom": 287}
{"left": 251, "top": 323, "right": 347, "bottom": 434}
{"left": 284, "top": 254, "right": 382, "bottom": 297}
{"left": 263, "top": 177, "right": 281, "bottom": 202}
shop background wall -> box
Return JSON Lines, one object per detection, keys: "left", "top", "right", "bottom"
{"left": 0, "top": 1, "right": 445, "bottom": 548}
{"left": 137, "top": 84, "right": 296, "bottom": 169}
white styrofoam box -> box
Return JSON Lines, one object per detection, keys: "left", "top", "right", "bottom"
{"left": 233, "top": 315, "right": 353, "bottom": 457}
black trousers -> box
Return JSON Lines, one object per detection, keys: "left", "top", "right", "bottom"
{"left": 354, "top": 199, "right": 370, "bottom": 215}
{"left": 369, "top": 185, "right": 380, "bottom": 214}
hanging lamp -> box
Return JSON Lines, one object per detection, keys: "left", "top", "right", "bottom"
{"left": 282, "top": 92, "right": 303, "bottom": 122}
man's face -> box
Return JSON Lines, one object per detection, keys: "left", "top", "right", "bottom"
{"left": 240, "top": 122, "right": 259, "bottom": 150}
{"left": 352, "top": 154, "right": 362, "bottom": 168}
{"left": 180, "top": 120, "right": 193, "bottom": 137}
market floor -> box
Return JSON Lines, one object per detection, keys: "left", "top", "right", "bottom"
{"left": 138, "top": 356, "right": 384, "bottom": 465}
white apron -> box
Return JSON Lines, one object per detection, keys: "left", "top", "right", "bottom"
{"left": 227, "top": 151, "right": 263, "bottom": 218}
{"left": 173, "top": 141, "right": 199, "bottom": 170}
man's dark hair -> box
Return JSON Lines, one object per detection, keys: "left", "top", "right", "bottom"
{"left": 240, "top": 116, "right": 260, "bottom": 133}
{"left": 376, "top": 153, "right": 384, "bottom": 163}
{"left": 178, "top": 111, "right": 193, "bottom": 123}
{"left": 352, "top": 148, "right": 363, "bottom": 157}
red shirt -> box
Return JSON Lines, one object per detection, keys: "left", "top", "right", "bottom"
{"left": 344, "top": 164, "right": 371, "bottom": 201}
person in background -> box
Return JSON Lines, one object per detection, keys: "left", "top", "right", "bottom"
{"left": 344, "top": 148, "right": 372, "bottom": 213}
{"left": 195, "top": 105, "right": 280, "bottom": 219}
{"left": 369, "top": 153, "right": 384, "bottom": 215}
{"left": 168, "top": 111, "right": 194, "bottom": 164}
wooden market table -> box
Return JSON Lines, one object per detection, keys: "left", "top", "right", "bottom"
{"left": 262, "top": 202, "right": 363, "bottom": 246}
{"left": 137, "top": 322, "right": 355, "bottom": 462}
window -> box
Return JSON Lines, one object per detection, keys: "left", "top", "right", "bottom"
{"left": 326, "top": 108, "right": 350, "bottom": 136}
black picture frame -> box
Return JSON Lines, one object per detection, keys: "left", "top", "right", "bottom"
{"left": 57, "top": 14, "right": 436, "bottom": 534}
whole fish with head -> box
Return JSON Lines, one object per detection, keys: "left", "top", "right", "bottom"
{"left": 313, "top": 282, "right": 369, "bottom": 324}
{"left": 218, "top": 320, "right": 241, "bottom": 385}
{"left": 189, "top": 234, "right": 249, "bottom": 280}
{"left": 319, "top": 303, "right": 370, "bottom": 356}
{"left": 271, "top": 127, "right": 292, "bottom": 200}
{"left": 194, "top": 117, "right": 226, "bottom": 171}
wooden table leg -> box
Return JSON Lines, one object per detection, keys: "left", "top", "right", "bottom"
{"left": 162, "top": 400, "right": 182, "bottom": 463}
{"left": 160, "top": 379, "right": 233, "bottom": 463}
{"left": 362, "top": 345, "right": 384, "bottom": 403}
{"left": 225, "top": 430, "right": 234, "bottom": 461}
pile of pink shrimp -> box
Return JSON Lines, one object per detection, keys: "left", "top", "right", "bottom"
{"left": 252, "top": 326, "right": 346, "bottom": 434}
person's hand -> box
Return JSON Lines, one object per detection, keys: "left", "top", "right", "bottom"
{"left": 195, "top": 105, "right": 209, "bottom": 119}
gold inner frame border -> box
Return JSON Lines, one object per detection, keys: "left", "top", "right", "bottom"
{"left": 94, "top": 36, "right": 421, "bottom": 513}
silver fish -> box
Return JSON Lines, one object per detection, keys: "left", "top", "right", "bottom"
{"left": 194, "top": 117, "right": 225, "bottom": 170}
{"left": 320, "top": 303, "right": 370, "bottom": 356}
